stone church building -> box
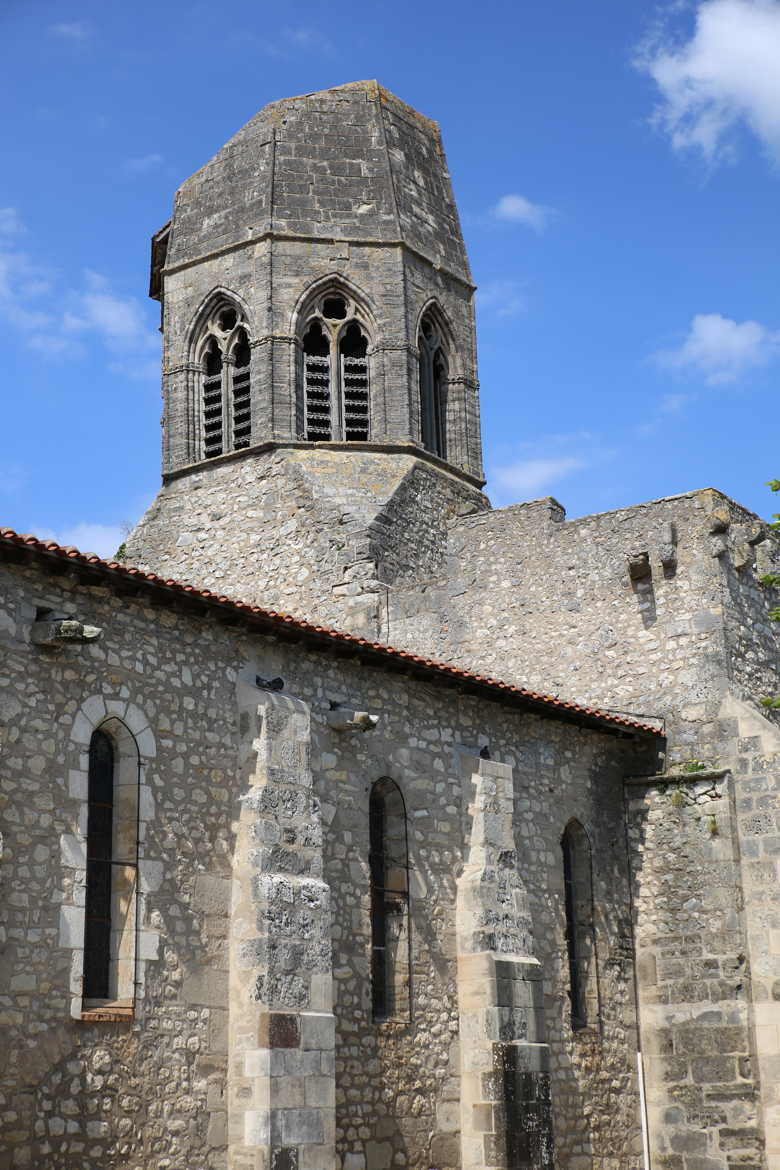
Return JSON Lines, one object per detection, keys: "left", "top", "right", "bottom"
{"left": 3, "top": 80, "right": 780, "bottom": 1170}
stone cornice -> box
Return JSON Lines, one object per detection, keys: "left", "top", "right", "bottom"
{"left": 163, "top": 438, "right": 486, "bottom": 490}
{"left": 161, "top": 231, "right": 476, "bottom": 292}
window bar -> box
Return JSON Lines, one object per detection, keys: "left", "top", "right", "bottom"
{"left": 232, "top": 351, "right": 252, "bottom": 451}
{"left": 341, "top": 355, "right": 369, "bottom": 441}
{"left": 203, "top": 345, "right": 224, "bottom": 459}
{"left": 305, "top": 353, "right": 332, "bottom": 440}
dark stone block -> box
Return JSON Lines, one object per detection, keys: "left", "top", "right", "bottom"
{"left": 272, "top": 1148, "right": 299, "bottom": 1170}
{"left": 259, "top": 1012, "right": 301, "bottom": 1048}
{"left": 691, "top": 1055, "right": 737, "bottom": 1083}
{"left": 718, "top": 1127, "right": 760, "bottom": 1151}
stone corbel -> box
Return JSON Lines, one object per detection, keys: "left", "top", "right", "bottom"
{"left": 326, "top": 706, "right": 378, "bottom": 733}
{"left": 31, "top": 617, "right": 102, "bottom": 646}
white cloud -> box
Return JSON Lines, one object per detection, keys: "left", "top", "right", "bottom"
{"left": 490, "top": 456, "right": 587, "bottom": 500}
{"left": 491, "top": 194, "right": 555, "bottom": 232}
{"left": 657, "top": 312, "right": 780, "bottom": 382}
{"left": 48, "top": 21, "right": 92, "bottom": 40}
{"left": 638, "top": 0, "right": 780, "bottom": 165}
{"left": 476, "top": 279, "right": 528, "bottom": 318}
{"left": 65, "top": 270, "right": 158, "bottom": 352}
{"left": 0, "top": 220, "right": 159, "bottom": 370}
{"left": 123, "top": 153, "right": 164, "bottom": 174}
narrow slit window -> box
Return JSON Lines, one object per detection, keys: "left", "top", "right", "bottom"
{"left": 83, "top": 723, "right": 140, "bottom": 1009}
{"left": 203, "top": 337, "right": 224, "bottom": 459}
{"left": 561, "top": 820, "right": 598, "bottom": 1030}
{"left": 84, "top": 730, "right": 114, "bottom": 999}
{"left": 340, "top": 320, "right": 370, "bottom": 442}
{"left": 232, "top": 330, "right": 252, "bottom": 451}
{"left": 369, "top": 778, "right": 411, "bottom": 1020}
{"left": 304, "top": 320, "right": 332, "bottom": 441}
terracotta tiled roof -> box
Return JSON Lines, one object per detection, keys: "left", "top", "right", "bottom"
{"left": 0, "top": 526, "right": 663, "bottom": 739}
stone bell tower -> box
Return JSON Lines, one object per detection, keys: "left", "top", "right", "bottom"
{"left": 125, "top": 81, "right": 488, "bottom": 635}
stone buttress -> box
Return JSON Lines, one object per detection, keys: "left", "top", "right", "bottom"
{"left": 456, "top": 750, "right": 554, "bottom": 1170}
{"left": 230, "top": 683, "right": 336, "bottom": 1170}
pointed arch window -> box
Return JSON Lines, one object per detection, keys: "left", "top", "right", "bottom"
{"left": 561, "top": 820, "right": 599, "bottom": 1030}
{"left": 369, "top": 778, "right": 411, "bottom": 1020}
{"left": 84, "top": 722, "right": 140, "bottom": 1007}
{"left": 301, "top": 292, "right": 370, "bottom": 442}
{"left": 197, "top": 301, "right": 253, "bottom": 460}
{"left": 418, "top": 314, "right": 447, "bottom": 459}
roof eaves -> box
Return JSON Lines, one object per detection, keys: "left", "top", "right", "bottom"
{"left": 0, "top": 527, "right": 663, "bottom": 740}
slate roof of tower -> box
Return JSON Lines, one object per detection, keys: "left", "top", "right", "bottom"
{"left": 0, "top": 526, "right": 662, "bottom": 739}
{"left": 165, "top": 80, "right": 472, "bottom": 282}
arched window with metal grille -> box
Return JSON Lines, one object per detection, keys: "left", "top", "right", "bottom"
{"left": 197, "top": 300, "right": 252, "bottom": 460}
{"left": 418, "top": 313, "right": 448, "bottom": 459}
{"left": 369, "top": 777, "right": 411, "bottom": 1020}
{"left": 301, "top": 291, "right": 370, "bottom": 442}
{"left": 561, "top": 819, "right": 599, "bottom": 1030}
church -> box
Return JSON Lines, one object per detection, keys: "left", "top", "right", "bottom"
{"left": 2, "top": 80, "right": 780, "bottom": 1170}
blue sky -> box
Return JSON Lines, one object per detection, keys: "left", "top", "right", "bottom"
{"left": 2, "top": 0, "right": 780, "bottom": 556}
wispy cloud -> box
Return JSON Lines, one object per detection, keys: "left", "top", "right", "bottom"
{"left": 123, "top": 153, "right": 164, "bottom": 174}
{"left": 491, "top": 193, "right": 556, "bottom": 232}
{"left": 659, "top": 391, "right": 691, "bottom": 413}
{"left": 490, "top": 456, "right": 586, "bottom": 501}
{"left": 476, "top": 278, "right": 528, "bottom": 318}
{"left": 48, "top": 21, "right": 92, "bottom": 41}
{"left": 258, "top": 25, "right": 336, "bottom": 58}
{"left": 656, "top": 312, "right": 780, "bottom": 383}
{"left": 637, "top": 0, "right": 780, "bottom": 166}
{"left": 0, "top": 208, "right": 26, "bottom": 236}
{"left": 64, "top": 270, "right": 157, "bottom": 351}
{"left": 0, "top": 210, "right": 159, "bottom": 372}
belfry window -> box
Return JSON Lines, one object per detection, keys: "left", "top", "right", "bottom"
{"left": 561, "top": 820, "right": 599, "bottom": 1030}
{"left": 232, "top": 329, "right": 252, "bottom": 451}
{"left": 418, "top": 314, "right": 447, "bottom": 459}
{"left": 203, "top": 339, "right": 224, "bottom": 458}
{"left": 197, "top": 300, "right": 252, "bottom": 460}
{"left": 369, "top": 778, "right": 411, "bottom": 1020}
{"left": 84, "top": 723, "right": 140, "bottom": 1006}
{"left": 301, "top": 292, "right": 370, "bottom": 442}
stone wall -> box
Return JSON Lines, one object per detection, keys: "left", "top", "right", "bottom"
{"left": 0, "top": 552, "right": 658, "bottom": 1169}
{"left": 386, "top": 489, "right": 780, "bottom": 751}
{"left": 124, "top": 446, "right": 486, "bottom": 638}
{"left": 626, "top": 768, "right": 761, "bottom": 1170}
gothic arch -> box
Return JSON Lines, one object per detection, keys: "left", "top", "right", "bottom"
{"left": 294, "top": 277, "right": 375, "bottom": 443}
{"left": 290, "top": 273, "right": 377, "bottom": 341}
{"left": 186, "top": 288, "right": 254, "bottom": 459}
{"left": 414, "top": 298, "right": 461, "bottom": 376}
{"left": 186, "top": 286, "right": 254, "bottom": 361}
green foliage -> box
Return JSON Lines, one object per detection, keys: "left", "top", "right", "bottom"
{"left": 680, "top": 758, "right": 707, "bottom": 773}
{"left": 114, "top": 542, "right": 127, "bottom": 562}
{"left": 766, "top": 480, "right": 780, "bottom": 531}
